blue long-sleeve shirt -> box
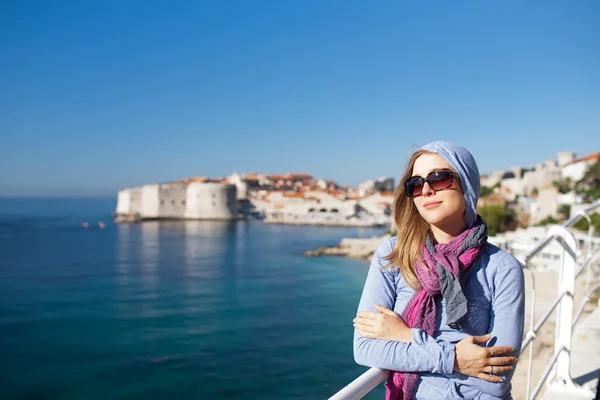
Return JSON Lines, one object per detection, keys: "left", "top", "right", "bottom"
{"left": 354, "top": 237, "right": 525, "bottom": 400}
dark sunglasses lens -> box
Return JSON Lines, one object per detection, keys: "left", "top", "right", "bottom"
{"left": 428, "top": 171, "right": 453, "bottom": 191}
{"left": 405, "top": 177, "right": 423, "bottom": 197}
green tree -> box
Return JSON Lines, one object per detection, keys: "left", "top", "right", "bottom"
{"left": 553, "top": 178, "right": 572, "bottom": 194}
{"left": 572, "top": 212, "right": 600, "bottom": 232}
{"left": 582, "top": 158, "right": 600, "bottom": 187}
{"left": 478, "top": 205, "right": 512, "bottom": 236}
{"left": 576, "top": 158, "right": 600, "bottom": 201}
{"left": 530, "top": 188, "right": 539, "bottom": 198}
{"left": 536, "top": 216, "right": 559, "bottom": 226}
{"left": 557, "top": 204, "right": 571, "bottom": 221}
{"left": 480, "top": 186, "right": 494, "bottom": 197}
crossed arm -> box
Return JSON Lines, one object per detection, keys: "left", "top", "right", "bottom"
{"left": 353, "top": 240, "right": 525, "bottom": 397}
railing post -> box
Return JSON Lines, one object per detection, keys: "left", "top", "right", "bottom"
{"left": 548, "top": 226, "right": 576, "bottom": 386}
{"left": 545, "top": 226, "right": 597, "bottom": 398}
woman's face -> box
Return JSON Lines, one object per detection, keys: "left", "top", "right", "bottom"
{"left": 410, "top": 153, "right": 466, "bottom": 229}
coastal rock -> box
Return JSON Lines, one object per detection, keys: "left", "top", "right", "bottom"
{"left": 304, "top": 235, "right": 390, "bottom": 261}
{"left": 303, "top": 246, "right": 350, "bottom": 257}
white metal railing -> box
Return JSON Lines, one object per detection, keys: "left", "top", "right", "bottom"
{"left": 330, "top": 201, "right": 600, "bottom": 400}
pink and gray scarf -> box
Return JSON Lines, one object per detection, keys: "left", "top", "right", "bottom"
{"left": 386, "top": 217, "right": 488, "bottom": 399}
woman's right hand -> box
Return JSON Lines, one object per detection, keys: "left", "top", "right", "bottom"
{"left": 454, "top": 334, "right": 518, "bottom": 383}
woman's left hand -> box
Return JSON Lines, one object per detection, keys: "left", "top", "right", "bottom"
{"left": 353, "top": 304, "right": 413, "bottom": 342}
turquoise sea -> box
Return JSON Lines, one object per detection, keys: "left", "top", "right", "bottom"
{"left": 0, "top": 198, "right": 387, "bottom": 399}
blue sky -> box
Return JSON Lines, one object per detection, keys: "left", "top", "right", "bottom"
{"left": 1, "top": 0, "right": 599, "bottom": 196}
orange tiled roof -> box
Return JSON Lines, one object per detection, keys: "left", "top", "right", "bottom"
{"left": 286, "top": 173, "right": 313, "bottom": 179}
{"left": 283, "top": 192, "right": 304, "bottom": 198}
{"left": 380, "top": 191, "right": 395, "bottom": 197}
{"left": 189, "top": 176, "right": 208, "bottom": 182}
{"left": 267, "top": 174, "right": 285, "bottom": 180}
{"left": 571, "top": 152, "right": 599, "bottom": 164}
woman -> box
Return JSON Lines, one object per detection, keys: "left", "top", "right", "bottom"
{"left": 353, "top": 141, "right": 525, "bottom": 399}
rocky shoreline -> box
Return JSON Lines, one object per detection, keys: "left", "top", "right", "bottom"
{"left": 303, "top": 235, "right": 389, "bottom": 260}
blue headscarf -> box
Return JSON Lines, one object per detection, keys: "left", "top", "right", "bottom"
{"left": 416, "top": 141, "right": 480, "bottom": 229}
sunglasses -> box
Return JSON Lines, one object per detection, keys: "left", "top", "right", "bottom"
{"left": 404, "top": 169, "right": 460, "bottom": 197}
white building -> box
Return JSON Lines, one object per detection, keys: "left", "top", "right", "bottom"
{"left": 358, "top": 177, "right": 395, "bottom": 197}
{"left": 140, "top": 184, "right": 160, "bottom": 218}
{"left": 561, "top": 152, "right": 599, "bottom": 182}
{"left": 557, "top": 191, "right": 584, "bottom": 206}
{"left": 185, "top": 182, "right": 238, "bottom": 219}
{"left": 227, "top": 172, "right": 249, "bottom": 200}
{"left": 485, "top": 151, "right": 596, "bottom": 199}
{"left": 260, "top": 190, "right": 357, "bottom": 218}
{"left": 530, "top": 186, "right": 560, "bottom": 225}
{"left": 115, "top": 182, "right": 238, "bottom": 220}
{"left": 358, "top": 192, "right": 395, "bottom": 217}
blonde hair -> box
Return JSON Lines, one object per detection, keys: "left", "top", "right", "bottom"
{"left": 384, "top": 150, "right": 432, "bottom": 290}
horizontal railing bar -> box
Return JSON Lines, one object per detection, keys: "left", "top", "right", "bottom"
{"left": 522, "top": 291, "right": 567, "bottom": 352}
{"left": 523, "top": 201, "right": 599, "bottom": 263}
{"left": 572, "top": 283, "right": 600, "bottom": 328}
{"left": 532, "top": 290, "right": 567, "bottom": 335}
{"left": 530, "top": 346, "right": 564, "bottom": 400}
{"left": 566, "top": 202, "right": 600, "bottom": 227}
{"left": 329, "top": 368, "right": 389, "bottom": 400}
{"left": 575, "top": 247, "right": 600, "bottom": 278}
{"left": 524, "top": 236, "right": 555, "bottom": 264}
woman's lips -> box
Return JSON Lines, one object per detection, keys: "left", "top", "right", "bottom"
{"left": 423, "top": 201, "right": 442, "bottom": 209}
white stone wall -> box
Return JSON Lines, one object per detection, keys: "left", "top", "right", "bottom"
{"left": 500, "top": 177, "right": 527, "bottom": 196}
{"left": 304, "top": 191, "right": 343, "bottom": 203}
{"left": 358, "top": 180, "right": 375, "bottom": 197}
{"left": 116, "top": 189, "right": 131, "bottom": 215}
{"left": 358, "top": 193, "right": 394, "bottom": 216}
{"left": 228, "top": 173, "right": 249, "bottom": 199}
{"left": 523, "top": 168, "right": 561, "bottom": 191}
{"left": 531, "top": 187, "right": 559, "bottom": 224}
{"left": 482, "top": 171, "right": 504, "bottom": 188}
{"left": 268, "top": 201, "right": 356, "bottom": 218}
{"left": 185, "top": 182, "right": 238, "bottom": 220}
{"left": 562, "top": 161, "right": 590, "bottom": 182}
{"left": 557, "top": 192, "right": 583, "bottom": 206}
{"left": 248, "top": 198, "right": 271, "bottom": 215}
{"left": 557, "top": 151, "right": 576, "bottom": 167}
{"left": 158, "top": 182, "right": 187, "bottom": 218}
{"left": 141, "top": 184, "right": 160, "bottom": 219}
{"left": 129, "top": 188, "right": 143, "bottom": 215}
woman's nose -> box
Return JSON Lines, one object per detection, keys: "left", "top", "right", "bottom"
{"left": 421, "top": 182, "right": 435, "bottom": 197}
